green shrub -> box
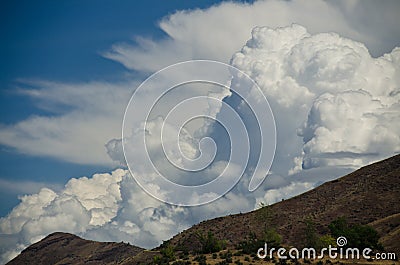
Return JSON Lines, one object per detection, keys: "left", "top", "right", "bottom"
{"left": 234, "top": 260, "right": 243, "bottom": 265}
{"left": 153, "top": 244, "right": 176, "bottom": 264}
{"left": 238, "top": 228, "right": 281, "bottom": 254}
{"left": 161, "top": 244, "right": 176, "bottom": 261}
{"left": 265, "top": 228, "right": 282, "bottom": 247}
{"left": 328, "top": 217, "right": 347, "bottom": 237}
{"left": 328, "top": 217, "right": 382, "bottom": 250}
{"left": 225, "top": 252, "right": 233, "bottom": 264}
{"left": 194, "top": 254, "right": 207, "bottom": 265}
{"left": 153, "top": 255, "right": 162, "bottom": 265}
{"left": 318, "top": 235, "right": 337, "bottom": 249}
{"left": 196, "top": 231, "right": 226, "bottom": 254}
{"left": 303, "top": 217, "right": 318, "bottom": 248}
{"left": 194, "top": 254, "right": 206, "bottom": 262}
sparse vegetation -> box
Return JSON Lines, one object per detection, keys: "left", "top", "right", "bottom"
{"left": 328, "top": 217, "right": 383, "bottom": 250}
{"left": 196, "top": 231, "right": 226, "bottom": 254}
{"left": 238, "top": 203, "right": 282, "bottom": 255}
{"left": 220, "top": 251, "right": 233, "bottom": 263}
{"left": 317, "top": 235, "right": 337, "bottom": 249}
{"left": 194, "top": 254, "right": 207, "bottom": 265}
{"left": 179, "top": 251, "right": 190, "bottom": 260}
{"left": 238, "top": 227, "right": 281, "bottom": 255}
{"left": 153, "top": 244, "right": 176, "bottom": 264}
{"left": 234, "top": 259, "right": 243, "bottom": 265}
{"left": 303, "top": 217, "right": 318, "bottom": 248}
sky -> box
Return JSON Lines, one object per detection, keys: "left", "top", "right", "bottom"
{"left": 0, "top": 0, "right": 228, "bottom": 214}
{"left": 0, "top": 0, "right": 399, "bottom": 263}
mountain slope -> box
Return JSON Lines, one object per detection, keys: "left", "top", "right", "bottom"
{"left": 166, "top": 154, "right": 400, "bottom": 252}
{"left": 6, "top": 232, "right": 145, "bottom": 265}
{"left": 369, "top": 213, "right": 400, "bottom": 255}
{"left": 7, "top": 154, "right": 400, "bottom": 264}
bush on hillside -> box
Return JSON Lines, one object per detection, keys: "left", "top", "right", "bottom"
{"left": 196, "top": 231, "right": 226, "bottom": 254}
{"left": 328, "top": 217, "right": 383, "bottom": 250}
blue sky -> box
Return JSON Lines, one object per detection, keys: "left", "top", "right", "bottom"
{"left": 0, "top": 0, "right": 399, "bottom": 262}
{"left": 0, "top": 0, "right": 244, "bottom": 215}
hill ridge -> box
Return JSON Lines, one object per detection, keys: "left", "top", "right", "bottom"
{"left": 7, "top": 154, "right": 400, "bottom": 264}
{"left": 164, "top": 154, "right": 400, "bottom": 252}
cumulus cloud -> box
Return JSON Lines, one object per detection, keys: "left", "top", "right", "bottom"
{"left": 4, "top": 21, "right": 399, "bottom": 258}
{"left": 0, "top": 169, "right": 125, "bottom": 262}
{"left": 299, "top": 90, "right": 400, "bottom": 169}
{"left": 1, "top": 0, "right": 400, "bottom": 263}
{"left": 0, "top": 166, "right": 313, "bottom": 263}
{"left": 256, "top": 181, "right": 315, "bottom": 206}
{"left": 1, "top": 0, "right": 398, "bottom": 166}
{"left": 231, "top": 24, "right": 400, "bottom": 172}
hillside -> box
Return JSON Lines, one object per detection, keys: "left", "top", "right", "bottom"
{"left": 7, "top": 154, "right": 400, "bottom": 264}
{"left": 166, "top": 154, "right": 400, "bottom": 252}
{"left": 6, "top": 232, "right": 149, "bottom": 265}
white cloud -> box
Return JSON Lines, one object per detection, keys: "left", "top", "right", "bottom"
{"left": 0, "top": 80, "right": 134, "bottom": 165}
{"left": 1, "top": 0, "right": 400, "bottom": 263}
{"left": 0, "top": 166, "right": 315, "bottom": 264}
{"left": 104, "top": 0, "right": 399, "bottom": 73}
{"left": 0, "top": 188, "right": 57, "bottom": 235}
{"left": 0, "top": 170, "right": 125, "bottom": 262}
{"left": 1, "top": 0, "right": 398, "bottom": 166}
{"left": 331, "top": 0, "right": 400, "bottom": 56}
{"left": 299, "top": 90, "right": 400, "bottom": 169}
{"left": 256, "top": 181, "right": 315, "bottom": 207}
{"left": 231, "top": 24, "right": 400, "bottom": 171}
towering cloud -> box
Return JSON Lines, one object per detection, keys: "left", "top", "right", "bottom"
{"left": 231, "top": 24, "right": 400, "bottom": 172}
{"left": 1, "top": 1, "right": 399, "bottom": 263}
{"left": 2, "top": 24, "right": 399, "bottom": 263}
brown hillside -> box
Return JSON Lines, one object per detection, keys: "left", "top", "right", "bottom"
{"left": 7, "top": 154, "right": 400, "bottom": 264}
{"left": 369, "top": 213, "right": 400, "bottom": 255}
{"left": 166, "top": 154, "right": 400, "bottom": 252}
{"left": 6, "top": 232, "right": 144, "bottom": 265}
